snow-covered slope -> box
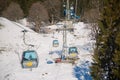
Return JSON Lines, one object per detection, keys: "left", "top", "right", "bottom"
{"left": 0, "top": 17, "right": 95, "bottom": 80}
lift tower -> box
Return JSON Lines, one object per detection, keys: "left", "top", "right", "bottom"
{"left": 62, "top": 0, "right": 70, "bottom": 59}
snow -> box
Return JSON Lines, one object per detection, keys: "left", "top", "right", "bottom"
{"left": 0, "top": 17, "right": 95, "bottom": 80}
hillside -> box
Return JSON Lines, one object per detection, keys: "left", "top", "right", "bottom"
{"left": 0, "top": 17, "right": 95, "bottom": 80}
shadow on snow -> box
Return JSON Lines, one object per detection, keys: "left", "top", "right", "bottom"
{"left": 49, "top": 50, "right": 63, "bottom": 56}
{"left": 73, "top": 61, "right": 93, "bottom": 80}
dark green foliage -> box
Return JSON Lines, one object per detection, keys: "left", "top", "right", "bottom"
{"left": 91, "top": 0, "right": 120, "bottom": 80}
{"left": 112, "top": 27, "right": 120, "bottom": 79}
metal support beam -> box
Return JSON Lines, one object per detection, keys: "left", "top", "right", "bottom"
{"left": 62, "top": 0, "right": 70, "bottom": 60}
{"left": 66, "top": 0, "right": 70, "bottom": 20}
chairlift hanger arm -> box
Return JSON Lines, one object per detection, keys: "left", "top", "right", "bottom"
{"left": 22, "top": 30, "right": 28, "bottom": 33}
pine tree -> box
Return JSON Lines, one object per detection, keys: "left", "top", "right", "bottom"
{"left": 112, "top": 12, "right": 120, "bottom": 79}
{"left": 91, "top": 0, "right": 120, "bottom": 80}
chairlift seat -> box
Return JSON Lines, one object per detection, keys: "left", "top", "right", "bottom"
{"left": 21, "top": 50, "right": 39, "bottom": 68}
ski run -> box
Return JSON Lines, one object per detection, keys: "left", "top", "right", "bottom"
{"left": 0, "top": 17, "right": 95, "bottom": 80}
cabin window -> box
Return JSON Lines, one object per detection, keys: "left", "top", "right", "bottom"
{"left": 23, "top": 51, "right": 37, "bottom": 60}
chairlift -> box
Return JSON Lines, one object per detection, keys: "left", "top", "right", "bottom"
{"left": 68, "top": 47, "right": 78, "bottom": 59}
{"left": 21, "top": 50, "right": 39, "bottom": 68}
{"left": 53, "top": 40, "right": 59, "bottom": 47}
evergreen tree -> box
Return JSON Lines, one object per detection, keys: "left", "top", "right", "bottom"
{"left": 91, "top": 0, "right": 120, "bottom": 80}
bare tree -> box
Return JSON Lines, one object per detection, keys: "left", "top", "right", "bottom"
{"left": 43, "top": 0, "right": 62, "bottom": 23}
{"left": 81, "top": 0, "right": 101, "bottom": 40}
{"left": 28, "top": 2, "right": 49, "bottom": 32}
{"left": 84, "top": 9, "right": 100, "bottom": 22}
{"left": 2, "top": 2, "right": 24, "bottom": 21}
{"left": 0, "top": 0, "right": 9, "bottom": 15}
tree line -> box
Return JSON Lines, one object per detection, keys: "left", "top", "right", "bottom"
{"left": 0, "top": 0, "right": 99, "bottom": 22}
{"left": 0, "top": 0, "right": 99, "bottom": 32}
{"left": 91, "top": 0, "right": 120, "bottom": 80}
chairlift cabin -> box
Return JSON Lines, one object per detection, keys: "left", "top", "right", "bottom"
{"left": 68, "top": 47, "right": 78, "bottom": 59}
{"left": 53, "top": 40, "right": 59, "bottom": 47}
{"left": 21, "top": 50, "right": 39, "bottom": 68}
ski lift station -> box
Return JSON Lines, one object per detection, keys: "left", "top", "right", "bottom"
{"left": 21, "top": 50, "right": 39, "bottom": 68}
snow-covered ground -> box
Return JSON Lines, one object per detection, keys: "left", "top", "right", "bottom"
{"left": 0, "top": 17, "right": 95, "bottom": 80}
